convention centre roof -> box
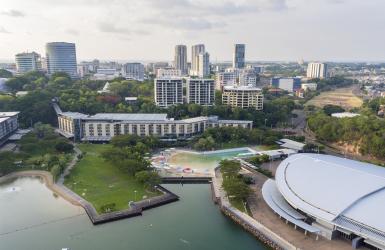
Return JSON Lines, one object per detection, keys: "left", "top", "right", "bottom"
{"left": 275, "top": 153, "right": 385, "bottom": 245}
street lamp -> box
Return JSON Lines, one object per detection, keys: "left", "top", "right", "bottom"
{"left": 134, "top": 190, "right": 137, "bottom": 201}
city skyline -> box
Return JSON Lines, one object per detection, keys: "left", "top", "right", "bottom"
{"left": 1, "top": 0, "right": 385, "bottom": 62}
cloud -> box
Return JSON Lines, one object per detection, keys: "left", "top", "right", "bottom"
{"left": 138, "top": 0, "right": 287, "bottom": 32}
{"left": 264, "top": 0, "right": 289, "bottom": 11}
{"left": 1, "top": 9, "right": 25, "bottom": 17}
{"left": 0, "top": 26, "right": 11, "bottom": 34}
{"left": 66, "top": 29, "right": 79, "bottom": 36}
{"left": 142, "top": 16, "right": 226, "bottom": 31}
{"left": 98, "top": 22, "right": 150, "bottom": 36}
{"left": 327, "top": 0, "right": 345, "bottom": 3}
{"left": 141, "top": 0, "right": 287, "bottom": 15}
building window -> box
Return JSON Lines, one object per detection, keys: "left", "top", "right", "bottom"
{"left": 140, "top": 124, "right": 146, "bottom": 136}
{"left": 97, "top": 124, "right": 102, "bottom": 136}
{"left": 105, "top": 124, "right": 110, "bottom": 136}
{"left": 114, "top": 124, "right": 121, "bottom": 135}
{"left": 124, "top": 124, "right": 129, "bottom": 134}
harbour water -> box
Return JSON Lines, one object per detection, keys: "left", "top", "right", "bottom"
{"left": 0, "top": 177, "right": 267, "bottom": 250}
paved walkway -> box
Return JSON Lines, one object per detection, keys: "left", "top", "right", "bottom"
{"left": 58, "top": 145, "right": 81, "bottom": 185}
{"left": 213, "top": 169, "right": 296, "bottom": 250}
{"left": 0, "top": 146, "right": 179, "bottom": 225}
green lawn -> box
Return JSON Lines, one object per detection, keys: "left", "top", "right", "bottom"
{"left": 229, "top": 198, "right": 253, "bottom": 216}
{"left": 64, "top": 144, "right": 160, "bottom": 214}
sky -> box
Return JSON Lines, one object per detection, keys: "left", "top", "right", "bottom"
{"left": 0, "top": 0, "right": 384, "bottom": 62}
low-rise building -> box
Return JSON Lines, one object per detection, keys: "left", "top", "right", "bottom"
{"left": 0, "top": 112, "right": 19, "bottom": 145}
{"left": 301, "top": 83, "right": 318, "bottom": 91}
{"left": 271, "top": 77, "right": 302, "bottom": 93}
{"left": 222, "top": 85, "right": 263, "bottom": 110}
{"left": 124, "top": 97, "right": 138, "bottom": 105}
{"left": 186, "top": 79, "right": 215, "bottom": 105}
{"left": 215, "top": 71, "right": 238, "bottom": 90}
{"left": 55, "top": 105, "right": 252, "bottom": 142}
{"left": 239, "top": 66, "right": 259, "bottom": 86}
{"left": 331, "top": 112, "right": 360, "bottom": 118}
{"left": 215, "top": 67, "right": 259, "bottom": 90}
{"left": 123, "top": 63, "right": 144, "bottom": 81}
{"left": 156, "top": 67, "right": 182, "bottom": 78}
{"left": 295, "top": 89, "right": 305, "bottom": 98}
{"left": 92, "top": 68, "right": 121, "bottom": 80}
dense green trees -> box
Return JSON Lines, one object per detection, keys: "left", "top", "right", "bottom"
{"left": 364, "top": 97, "right": 385, "bottom": 113}
{"left": 0, "top": 151, "right": 27, "bottom": 176}
{"left": 220, "top": 160, "right": 252, "bottom": 202}
{"left": 0, "top": 69, "right": 12, "bottom": 78}
{"left": 102, "top": 135, "right": 161, "bottom": 187}
{"left": 0, "top": 91, "right": 57, "bottom": 127}
{"left": 135, "top": 170, "right": 161, "bottom": 190}
{"left": 110, "top": 134, "right": 160, "bottom": 150}
{"left": 101, "top": 146, "right": 151, "bottom": 176}
{"left": 192, "top": 126, "right": 282, "bottom": 151}
{"left": 4, "top": 71, "right": 48, "bottom": 92}
{"left": 313, "top": 76, "right": 355, "bottom": 90}
{"left": 247, "top": 154, "right": 270, "bottom": 167}
{"left": 323, "top": 104, "right": 345, "bottom": 115}
{"left": 55, "top": 141, "right": 74, "bottom": 153}
{"left": 0, "top": 71, "right": 297, "bottom": 131}
{"left": 0, "top": 124, "right": 72, "bottom": 176}
{"left": 308, "top": 111, "right": 385, "bottom": 158}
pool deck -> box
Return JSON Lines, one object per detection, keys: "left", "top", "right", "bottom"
{"left": 155, "top": 147, "right": 258, "bottom": 178}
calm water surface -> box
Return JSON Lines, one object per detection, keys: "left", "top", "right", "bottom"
{"left": 0, "top": 177, "right": 267, "bottom": 250}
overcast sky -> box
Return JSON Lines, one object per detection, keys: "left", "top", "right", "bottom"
{"left": 0, "top": 0, "right": 384, "bottom": 62}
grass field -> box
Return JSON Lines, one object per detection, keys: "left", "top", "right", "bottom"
{"left": 306, "top": 87, "right": 363, "bottom": 109}
{"left": 64, "top": 144, "right": 160, "bottom": 213}
{"left": 229, "top": 198, "right": 252, "bottom": 216}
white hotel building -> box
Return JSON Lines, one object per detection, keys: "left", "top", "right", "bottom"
{"left": 222, "top": 85, "right": 264, "bottom": 110}
{"left": 15, "top": 52, "right": 41, "bottom": 74}
{"left": 154, "top": 78, "right": 183, "bottom": 108}
{"left": 186, "top": 79, "right": 215, "bottom": 106}
{"left": 55, "top": 105, "right": 252, "bottom": 142}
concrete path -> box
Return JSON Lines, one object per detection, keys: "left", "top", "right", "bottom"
{"left": 57, "top": 145, "right": 81, "bottom": 185}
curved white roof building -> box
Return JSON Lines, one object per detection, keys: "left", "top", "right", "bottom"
{"left": 263, "top": 153, "right": 385, "bottom": 249}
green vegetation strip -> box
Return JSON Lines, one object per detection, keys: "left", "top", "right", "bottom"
{"left": 64, "top": 144, "right": 160, "bottom": 214}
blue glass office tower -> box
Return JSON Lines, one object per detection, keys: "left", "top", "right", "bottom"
{"left": 233, "top": 44, "right": 245, "bottom": 68}
{"left": 46, "top": 42, "right": 78, "bottom": 79}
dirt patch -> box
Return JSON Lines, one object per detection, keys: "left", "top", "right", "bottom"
{"left": 306, "top": 87, "right": 363, "bottom": 109}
